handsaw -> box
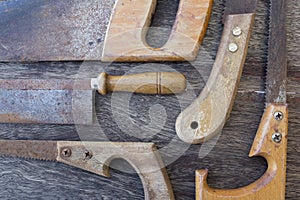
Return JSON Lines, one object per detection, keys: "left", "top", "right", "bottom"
{"left": 176, "top": 0, "right": 256, "bottom": 143}
{"left": 0, "top": 140, "right": 175, "bottom": 200}
{"left": 0, "top": 72, "right": 186, "bottom": 124}
{"left": 196, "top": 0, "right": 288, "bottom": 199}
{"left": 0, "top": 0, "right": 212, "bottom": 61}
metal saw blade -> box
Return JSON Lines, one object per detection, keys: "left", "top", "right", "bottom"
{"left": 0, "top": 0, "right": 114, "bottom": 61}
{"left": 0, "top": 140, "right": 58, "bottom": 161}
{"left": 266, "top": 0, "right": 287, "bottom": 103}
{"left": 223, "top": 0, "right": 258, "bottom": 20}
{"left": 0, "top": 79, "right": 95, "bottom": 124}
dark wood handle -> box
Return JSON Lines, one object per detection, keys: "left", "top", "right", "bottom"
{"left": 92, "top": 72, "right": 186, "bottom": 95}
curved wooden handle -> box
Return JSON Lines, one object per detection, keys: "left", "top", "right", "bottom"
{"left": 196, "top": 104, "right": 288, "bottom": 200}
{"left": 57, "top": 142, "right": 175, "bottom": 200}
{"left": 102, "top": 0, "right": 213, "bottom": 62}
{"left": 175, "top": 14, "right": 255, "bottom": 144}
{"left": 91, "top": 72, "right": 186, "bottom": 95}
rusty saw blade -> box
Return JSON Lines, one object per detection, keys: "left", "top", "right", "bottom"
{"left": 0, "top": 72, "right": 186, "bottom": 124}
{"left": 0, "top": 140, "right": 58, "bottom": 161}
{"left": 0, "top": 79, "right": 95, "bottom": 124}
{"left": 0, "top": 0, "right": 114, "bottom": 61}
{"left": 223, "top": 0, "right": 257, "bottom": 22}
{"left": 266, "top": 0, "right": 287, "bottom": 104}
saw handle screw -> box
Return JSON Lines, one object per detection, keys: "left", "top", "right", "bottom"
{"left": 272, "top": 132, "right": 282, "bottom": 143}
{"left": 61, "top": 147, "right": 72, "bottom": 157}
{"left": 228, "top": 43, "right": 238, "bottom": 53}
{"left": 83, "top": 150, "right": 93, "bottom": 160}
{"left": 232, "top": 27, "right": 242, "bottom": 36}
{"left": 274, "top": 111, "right": 284, "bottom": 121}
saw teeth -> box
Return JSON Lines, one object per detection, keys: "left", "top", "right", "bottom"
{"left": 0, "top": 154, "right": 55, "bottom": 162}
{"left": 264, "top": 0, "right": 272, "bottom": 108}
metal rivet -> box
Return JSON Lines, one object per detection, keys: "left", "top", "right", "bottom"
{"left": 61, "top": 148, "right": 72, "bottom": 157}
{"left": 232, "top": 27, "right": 242, "bottom": 36}
{"left": 83, "top": 150, "right": 93, "bottom": 160}
{"left": 228, "top": 43, "right": 238, "bottom": 53}
{"left": 272, "top": 132, "right": 282, "bottom": 143}
{"left": 274, "top": 111, "right": 284, "bottom": 121}
{"left": 90, "top": 78, "right": 98, "bottom": 90}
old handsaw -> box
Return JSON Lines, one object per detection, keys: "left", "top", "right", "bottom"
{"left": 0, "top": 72, "right": 186, "bottom": 124}
{"left": 176, "top": 0, "right": 256, "bottom": 143}
{"left": 196, "top": 0, "right": 288, "bottom": 199}
{"left": 0, "top": 140, "right": 175, "bottom": 200}
{"left": 0, "top": 0, "right": 212, "bottom": 61}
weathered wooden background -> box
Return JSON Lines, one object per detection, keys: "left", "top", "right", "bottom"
{"left": 0, "top": 0, "right": 299, "bottom": 199}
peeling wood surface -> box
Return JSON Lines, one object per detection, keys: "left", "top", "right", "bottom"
{"left": 0, "top": 0, "right": 299, "bottom": 199}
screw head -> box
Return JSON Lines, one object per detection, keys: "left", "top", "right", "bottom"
{"left": 274, "top": 111, "right": 284, "bottom": 121}
{"left": 61, "top": 148, "right": 72, "bottom": 157}
{"left": 91, "top": 78, "right": 99, "bottom": 90}
{"left": 228, "top": 43, "right": 238, "bottom": 53}
{"left": 83, "top": 150, "right": 93, "bottom": 160}
{"left": 272, "top": 132, "right": 282, "bottom": 143}
{"left": 232, "top": 27, "right": 242, "bottom": 36}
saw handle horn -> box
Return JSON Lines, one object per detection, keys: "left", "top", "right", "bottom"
{"left": 91, "top": 72, "right": 186, "bottom": 95}
{"left": 196, "top": 104, "right": 288, "bottom": 200}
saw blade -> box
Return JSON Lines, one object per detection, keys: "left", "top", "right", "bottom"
{"left": 0, "top": 0, "right": 114, "bottom": 61}
{"left": 223, "top": 0, "right": 258, "bottom": 20}
{"left": 0, "top": 79, "right": 94, "bottom": 124}
{"left": 0, "top": 140, "right": 58, "bottom": 161}
{"left": 266, "top": 0, "right": 287, "bottom": 103}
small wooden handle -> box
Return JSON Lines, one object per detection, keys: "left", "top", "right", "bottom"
{"left": 196, "top": 104, "right": 288, "bottom": 199}
{"left": 175, "top": 14, "right": 254, "bottom": 144}
{"left": 91, "top": 72, "right": 186, "bottom": 95}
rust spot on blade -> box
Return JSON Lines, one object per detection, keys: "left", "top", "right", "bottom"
{"left": 0, "top": 113, "right": 38, "bottom": 123}
{"left": 0, "top": 0, "right": 115, "bottom": 61}
{"left": 0, "top": 79, "right": 91, "bottom": 90}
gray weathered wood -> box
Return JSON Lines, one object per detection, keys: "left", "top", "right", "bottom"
{"left": 0, "top": 0, "right": 299, "bottom": 199}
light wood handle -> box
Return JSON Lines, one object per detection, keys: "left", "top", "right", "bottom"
{"left": 196, "top": 104, "right": 288, "bottom": 200}
{"left": 102, "top": 0, "right": 213, "bottom": 62}
{"left": 91, "top": 72, "right": 186, "bottom": 95}
{"left": 175, "top": 14, "right": 254, "bottom": 144}
{"left": 57, "top": 142, "right": 175, "bottom": 200}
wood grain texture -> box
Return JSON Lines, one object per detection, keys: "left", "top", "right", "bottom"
{"left": 0, "top": 0, "right": 299, "bottom": 199}
{"left": 196, "top": 104, "right": 288, "bottom": 199}
{"left": 93, "top": 72, "right": 186, "bottom": 95}
{"left": 176, "top": 14, "right": 254, "bottom": 144}
{"left": 102, "top": 0, "right": 213, "bottom": 61}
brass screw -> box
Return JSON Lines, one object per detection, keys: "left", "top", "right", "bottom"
{"left": 61, "top": 148, "right": 72, "bottom": 157}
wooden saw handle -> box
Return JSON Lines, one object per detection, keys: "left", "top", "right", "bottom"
{"left": 175, "top": 14, "right": 254, "bottom": 144}
{"left": 91, "top": 72, "right": 186, "bottom": 95}
{"left": 57, "top": 142, "right": 175, "bottom": 200}
{"left": 196, "top": 104, "right": 288, "bottom": 200}
{"left": 102, "top": 0, "right": 213, "bottom": 62}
